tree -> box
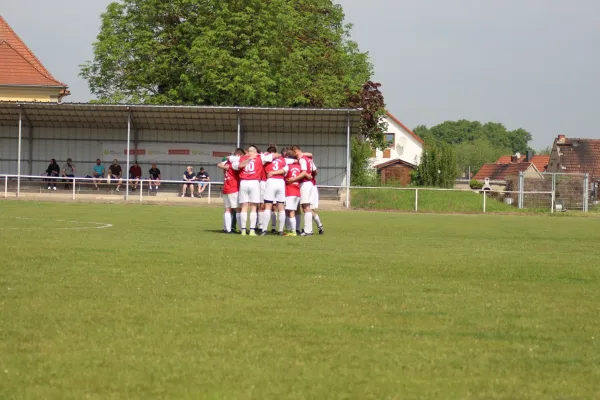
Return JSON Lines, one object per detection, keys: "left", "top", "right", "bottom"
{"left": 411, "top": 139, "right": 457, "bottom": 188}
{"left": 81, "top": 0, "right": 373, "bottom": 108}
{"left": 454, "top": 138, "right": 512, "bottom": 176}
{"left": 537, "top": 146, "right": 552, "bottom": 155}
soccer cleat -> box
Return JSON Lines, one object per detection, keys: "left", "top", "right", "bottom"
{"left": 270, "top": 229, "right": 277, "bottom": 234}
{"left": 53, "top": 187, "right": 57, "bottom": 190}
{"left": 47, "top": 186, "right": 51, "bottom": 190}
{"left": 318, "top": 227, "right": 324, "bottom": 235}
{"left": 116, "top": 188, "right": 120, "bottom": 192}
{"left": 249, "top": 230, "right": 257, "bottom": 236}
{"left": 287, "top": 232, "right": 297, "bottom": 237}
{"left": 191, "top": 194, "right": 194, "bottom": 198}
{"left": 278, "top": 231, "right": 284, "bottom": 236}
{"left": 296, "top": 230, "right": 301, "bottom": 235}
{"left": 300, "top": 232, "right": 313, "bottom": 236}
{"left": 259, "top": 230, "right": 268, "bottom": 236}
{"left": 241, "top": 229, "right": 247, "bottom": 236}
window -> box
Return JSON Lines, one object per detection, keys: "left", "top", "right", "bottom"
{"left": 385, "top": 133, "right": 395, "bottom": 148}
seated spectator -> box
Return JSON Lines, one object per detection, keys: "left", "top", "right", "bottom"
{"left": 45, "top": 158, "right": 60, "bottom": 190}
{"left": 92, "top": 159, "right": 105, "bottom": 190}
{"left": 61, "top": 158, "right": 76, "bottom": 190}
{"left": 129, "top": 161, "right": 142, "bottom": 192}
{"left": 182, "top": 166, "right": 196, "bottom": 197}
{"left": 195, "top": 167, "right": 210, "bottom": 198}
{"left": 108, "top": 159, "right": 123, "bottom": 192}
{"left": 149, "top": 163, "right": 161, "bottom": 192}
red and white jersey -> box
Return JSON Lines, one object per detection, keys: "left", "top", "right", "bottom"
{"left": 238, "top": 154, "right": 272, "bottom": 181}
{"left": 222, "top": 161, "right": 240, "bottom": 194}
{"left": 298, "top": 155, "right": 314, "bottom": 183}
{"left": 309, "top": 158, "right": 318, "bottom": 185}
{"left": 285, "top": 164, "right": 302, "bottom": 197}
{"left": 260, "top": 154, "right": 268, "bottom": 182}
{"left": 265, "top": 156, "right": 288, "bottom": 180}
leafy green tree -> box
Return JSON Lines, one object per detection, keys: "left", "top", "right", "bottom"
{"left": 81, "top": 0, "right": 372, "bottom": 108}
{"left": 411, "top": 140, "right": 457, "bottom": 188}
{"left": 454, "top": 138, "right": 512, "bottom": 176}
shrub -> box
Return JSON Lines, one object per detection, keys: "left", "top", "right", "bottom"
{"left": 470, "top": 179, "right": 483, "bottom": 190}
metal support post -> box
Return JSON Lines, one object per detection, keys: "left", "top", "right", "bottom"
{"left": 4, "top": 176, "right": 7, "bottom": 198}
{"left": 125, "top": 110, "right": 131, "bottom": 200}
{"left": 140, "top": 180, "right": 143, "bottom": 203}
{"left": 483, "top": 191, "right": 486, "bottom": 213}
{"left": 415, "top": 188, "right": 419, "bottom": 211}
{"left": 236, "top": 109, "right": 241, "bottom": 148}
{"left": 208, "top": 182, "right": 211, "bottom": 204}
{"left": 518, "top": 172, "right": 524, "bottom": 209}
{"left": 345, "top": 112, "right": 351, "bottom": 209}
{"left": 551, "top": 189, "right": 555, "bottom": 214}
{"left": 72, "top": 177, "right": 76, "bottom": 200}
{"left": 17, "top": 108, "right": 22, "bottom": 198}
{"left": 584, "top": 173, "right": 589, "bottom": 212}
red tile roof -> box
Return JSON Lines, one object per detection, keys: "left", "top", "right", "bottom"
{"left": 0, "top": 15, "right": 67, "bottom": 87}
{"left": 495, "top": 154, "right": 549, "bottom": 172}
{"left": 553, "top": 138, "right": 600, "bottom": 179}
{"left": 473, "top": 162, "right": 534, "bottom": 181}
{"left": 385, "top": 111, "right": 424, "bottom": 144}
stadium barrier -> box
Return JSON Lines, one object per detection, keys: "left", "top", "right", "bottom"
{"left": 1, "top": 173, "right": 584, "bottom": 214}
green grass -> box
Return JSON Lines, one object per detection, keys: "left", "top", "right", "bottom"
{"left": 352, "top": 188, "right": 542, "bottom": 213}
{"left": 1, "top": 201, "right": 599, "bottom": 399}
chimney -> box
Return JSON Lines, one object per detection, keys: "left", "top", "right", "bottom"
{"left": 526, "top": 151, "right": 533, "bottom": 162}
{"left": 557, "top": 134, "right": 566, "bottom": 144}
{"left": 510, "top": 155, "right": 518, "bottom": 163}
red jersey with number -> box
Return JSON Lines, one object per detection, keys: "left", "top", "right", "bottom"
{"left": 223, "top": 161, "right": 240, "bottom": 194}
{"left": 299, "top": 156, "right": 314, "bottom": 183}
{"left": 239, "top": 154, "right": 265, "bottom": 181}
{"left": 285, "top": 164, "right": 302, "bottom": 197}
{"left": 265, "top": 156, "right": 286, "bottom": 180}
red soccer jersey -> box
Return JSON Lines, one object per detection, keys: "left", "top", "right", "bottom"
{"left": 308, "top": 157, "right": 317, "bottom": 185}
{"left": 299, "top": 156, "right": 314, "bottom": 183}
{"left": 239, "top": 154, "right": 265, "bottom": 181}
{"left": 265, "top": 156, "right": 286, "bottom": 180}
{"left": 285, "top": 164, "right": 302, "bottom": 197}
{"left": 223, "top": 161, "right": 240, "bottom": 194}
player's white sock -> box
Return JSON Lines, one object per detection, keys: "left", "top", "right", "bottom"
{"left": 240, "top": 211, "right": 248, "bottom": 232}
{"left": 304, "top": 212, "right": 313, "bottom": 234}
{"left": 263, "top": 209, "right": 272, "bottom": 231}
{"left": 313, "top": 214, "right": 322, "bottom": 228}
{"left": 271, "top": 212, "right": 277, "bottom": 230}
{"left": 295, "top": 214, "right": 301, "bottom": 231}
{"left": 224, "top": 212, "right": 232, "bottom": 232}
{"left": 258, "top": 211, "right": 264, "bottom": 230}
{"left": 289, "top": 216, "right": 296, "bottom": 232}
{"left": 278, "top": 211, "right": 286, "bottom": 232}
{"left": 250, "top": 211, "right": 258, "bottom": 231}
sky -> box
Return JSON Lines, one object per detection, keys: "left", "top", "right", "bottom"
{"left": 3, "top": 0, "right": 600, "bottom": 149}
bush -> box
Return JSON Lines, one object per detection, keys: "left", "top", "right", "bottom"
{"left": 470, "top": 179, "right": 483, "bottom": 190}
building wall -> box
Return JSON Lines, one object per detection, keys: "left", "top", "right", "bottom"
{"left": 370, "top": 115, "right": 422, "bottom": 166}
{"left": 380, "top": 164, "right": 413, "bottom": 186}
{"left": 0, "top": 125, "right": 348, "bottom": 186}
{"left": 0, "top": 87, "right": 62, "bottom": 102}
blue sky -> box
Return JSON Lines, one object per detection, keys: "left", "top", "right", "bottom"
{"left": 3, "top": 0, "right": 600, "bottom": 149}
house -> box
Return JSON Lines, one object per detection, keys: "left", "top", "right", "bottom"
{"left": 473, "top": 152, "right": 545, "bottom": 190}
{"left": 370, "top": 111, "right": 423, "bottom": 184}
{"left": 374, "top": 158, "right": 416, "bottom": 186}
{"left": 494, "top": 152, "right": 549, "bottom": 173}
{"left": 0, "top": 15, "right": 69, "bottom": 102}
{"left": 546, "top": 135, "right": 600, "bottom": 181}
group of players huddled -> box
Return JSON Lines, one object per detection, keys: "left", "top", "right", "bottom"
{"left": 217, "top": 144, "right": 324, "bottom": 236}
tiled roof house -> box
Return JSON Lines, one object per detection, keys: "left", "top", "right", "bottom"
{"left": 473, "top": 151, "right": 548, "bottom": 182}
{"left": 0, "top": 15, "right": 69, "bottom": 102}
{"left": 546, "top": 135, "right": 600, "bottom": 181}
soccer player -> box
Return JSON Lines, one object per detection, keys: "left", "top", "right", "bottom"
{"left": 284, "top": 152, "right": 302, "bottom": 237}
{"left": 234, "top": 145, "right": 273, "bottom": 236}
{"left": 262, "top": 145, "right": 288, "bottom": 235}
{"left": 291, "top": 145, "right": 315, "bottom": 236}
{"left": 148, "top": 163, "right": 161, "bottom": 193}
{"left": 218, "top": 148, "right": 244, "bottom": 233}
{"left": 308, "top": 157, "right": 324, "bottom": 235}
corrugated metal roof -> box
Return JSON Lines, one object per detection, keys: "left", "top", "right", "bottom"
{"left": 0, "top": 102, "right": 361, "bottom": 134}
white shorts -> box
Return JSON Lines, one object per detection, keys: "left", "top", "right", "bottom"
{"left": 223, "top": 192, "right": 239, "bottom": 209}
{"left": 300, "top": 181, "right": 314, "bottom": 204}
{"left": 260, "top": 181, "right": 266, "bottom": 203}
{"left": 285, "top": 196, "right": 300, "bottom": 211}
{"left": 310, "top": 186, "right": 319, "bottom": 209}
{"left": 239, "top": 180, "right": 261, "bottom": 204}
{"left": 264, "top": 179, "right": 286, "bottom": 203}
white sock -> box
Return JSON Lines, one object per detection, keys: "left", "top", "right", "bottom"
{"left": 224, "top": 212, "right": 232, "bottom": 232}
{"left": 271, "top": 212, "right": 277, "bottom": 230}
{"left": 313, "top": 214, "right": 322, "bottom": 228}
{"left": 258, "top": 211, "right": 263, "bottom": 230}
{"left": 250, "top": 211, "right": 258, "bottom": 231}
{"left": 289, "top": 216, "right": 296, "bottom": 232}
{"left": 278, "top": 211, "right": 286, "bottom": 232}
{"left": 304, "top": 212, "right": 313, "bottom": 234}
{"left": 263, "top": 209, "right": 272, "bottom": 231}
{"left": 240, "top": 211, "right": 248, "bottom": 231}
{"left": 236, "top": 213, "right": 242, "bottom": 230}
{"left": 295, "top": 214, "right": 301, "bottom": 231}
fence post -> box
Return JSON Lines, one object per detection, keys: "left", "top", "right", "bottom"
{"left": 4, "top": 176, "right": 7, "bottom": 198}
{"left": 483, "top": 191, "right": 486, "bottom": 213}
{"left": 208, "top": 182, "right": 211, "bottom": 204}
{"left": 72, "top": 177, "right": 76, "bottom": 200}
{"left": 414, "top": 188, "right": 418, "bottom": 212}
{"left": 584, "top": 173, "right": 589, "bottom": 212}
{"left": 551, "top": 189, "right": 555, "bottom": 214}
{"left": 518, "top": 171, "right": 524, "bottom": 209}
{"left": 140, "top": 180, "right": 143, "bottom": 203}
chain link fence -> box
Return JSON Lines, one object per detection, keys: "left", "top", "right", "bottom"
{"left": 519, "top": 172, "right": 589, "bottom": 212}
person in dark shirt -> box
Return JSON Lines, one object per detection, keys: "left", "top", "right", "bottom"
{"left": 45, "top": 158, "right": 60, "bottom": 190}
{"left": 129, "top": 161, "right": 142, "bottom": 192}
{"left": 195, "top": 167, "right": 210, "bottom": 198}
{"left": 108, "top": 159, "right": 123, "bottom": 192}
{"left": 182, "top": 166, "right": 196, "bottom": 197}
{"left": 148, "top": 163, "right": 161, "bottom": 192}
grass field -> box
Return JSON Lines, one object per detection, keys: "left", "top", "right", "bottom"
{"left": 1, "top": 201, "right": 599, "bottom": 399}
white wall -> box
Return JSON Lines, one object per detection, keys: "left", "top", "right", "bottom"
{"left": 370, "top": 115, "right": 422, "bottom": 166}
